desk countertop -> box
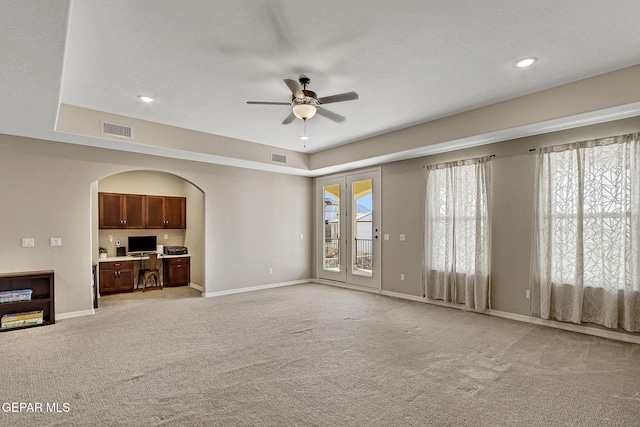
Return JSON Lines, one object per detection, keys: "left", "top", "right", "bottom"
{"left": 97, "top": 253, "right": 190, "bottom": 263}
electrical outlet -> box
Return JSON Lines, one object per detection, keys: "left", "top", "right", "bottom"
{"left": 164, "top": 234, "right": 169, "bottom": 240}
{"left": 525, "top": 290, "right": 531, "bottom": 299}
{"left": 399, "top": 234, "right": 406, "bottom": 241}
{"left": 400, "top": 274, "right": 405, "bottom": 281}
{"left": 269, "top": 267, "right": 273, "bottom": 274}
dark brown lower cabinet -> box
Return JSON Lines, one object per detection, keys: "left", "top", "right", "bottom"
{"left": 99, "top": 261, "right": 134, "bottom": 294}
{"left": 163, "top": 257, "right": 190, "bottom": 286}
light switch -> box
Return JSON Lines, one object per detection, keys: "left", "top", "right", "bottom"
{"left": 399, "top": 234, "right": 406, "bottom": 241}
{"left": 50, "top": 238, "right": 62, "bottom": 247}
{"left": 22, "top": 238, "right": 35, "bottom": 248}
{"left": 384, "top": 234, "right": 389, "bottom": 241}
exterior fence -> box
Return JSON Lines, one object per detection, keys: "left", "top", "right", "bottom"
{"left": 323, "top": 238, "right": 373, "bottom": 271}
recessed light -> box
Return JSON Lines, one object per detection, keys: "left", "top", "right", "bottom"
{"left": 515, "top": 58, "right": 536, "bottom": 68}
{"left": 138, "top": 96, "right": 154, "bottom": 103}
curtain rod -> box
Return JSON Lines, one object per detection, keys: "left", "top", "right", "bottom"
{"left": 422, "top": 154, "right": 495, "bottom": 168}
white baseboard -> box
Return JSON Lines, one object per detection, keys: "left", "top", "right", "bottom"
{"left": 56, "top": 309, "right": 95, "bottom": 321}
{"left": 189, "top": 283, "right": 203, "bottom": 292}
{"left": 488, "top": 309, "right": 640, "bottom": 345}
{"left": 204, "top": 279, "right": 312, "bottom": 298}
{"left": 317, "top": 280, "right": 640, "bottom": 345}
{"left": 314, "top": 279, "right": 381, "bottom": 294}
{"left": 380, "top": 289, "right": 426, "bottom": 303}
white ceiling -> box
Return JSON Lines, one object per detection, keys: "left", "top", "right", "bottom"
{"left": 2, "top": 1, "right": 640, "bottom": 164}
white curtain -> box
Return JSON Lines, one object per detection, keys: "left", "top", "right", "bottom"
{"left": 424, "top": 156, "right": 491, "bottom": 311}
{"left": 531, "top": 133, "right": 640, "bottom": 332}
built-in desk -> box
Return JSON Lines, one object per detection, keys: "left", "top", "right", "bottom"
{"left": 98, "top": 254, "right": 190, "bottom": 294}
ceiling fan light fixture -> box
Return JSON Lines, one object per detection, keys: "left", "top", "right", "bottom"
{"left": 292, "top": 104, "right": 317, "bottom": 120}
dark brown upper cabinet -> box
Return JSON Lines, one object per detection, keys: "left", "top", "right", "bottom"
{"left": 145, "top": 196, "right": 186, "bottom": 229}
{"left": 99, "top": 193, "right": 146, "bottom": 229}
{"left": 99, "top": 193, "right": 186, "bottom": 229}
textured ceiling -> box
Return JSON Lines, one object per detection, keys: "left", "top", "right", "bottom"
{"left": 1, "top": 0, "right": 640, "bottom": 167}
{"left": 58, "top": 0, "right": 640, "bottom": 153}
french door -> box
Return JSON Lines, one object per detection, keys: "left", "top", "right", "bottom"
{"left": 317, "top": 170, "right": 380, "bottom": 289}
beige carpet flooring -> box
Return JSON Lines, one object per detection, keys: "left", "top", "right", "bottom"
{"left": 1, "top": 283, "right": 639, "bottom": 426}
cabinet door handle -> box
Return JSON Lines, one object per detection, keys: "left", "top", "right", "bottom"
{"left": 123, "top": 220, "right": 127, "bottom": 226}
{"left": 114, "top": 263, "right": 121, "bottom": 267}
{"left": 114, "top": 272, "right": 117, "bottom": 279}
{"left": 177, "top": 265, "right": 181, "bottom": 268}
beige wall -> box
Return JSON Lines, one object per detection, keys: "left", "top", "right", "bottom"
{"left": 1, "top": 112, "right": 638, "bottom": 322}
{"left": 378, "top": 115, "right": 640, "bottom": 314}
{"left": 0, "top": 135, "right": 313, "bottom": 316}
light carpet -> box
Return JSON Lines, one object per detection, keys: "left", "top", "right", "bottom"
{"left": 1, "top": 283, "right": 639, "bottom": 426}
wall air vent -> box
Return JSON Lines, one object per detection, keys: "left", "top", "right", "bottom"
{"left": 271, "top": 153, "right": 287, "bottom": 164}
{"left": 102, "top": 122, "right": 133, "bottom": 138}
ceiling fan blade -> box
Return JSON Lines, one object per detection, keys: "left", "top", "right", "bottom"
{"left": 281, "top": 112, "right": 296, "bottom": 124}
{"left": 316, "top": 107, "right": 345, "bottom": 123}
{"left": 284, "top": 79, "right": 304, "bottom": 98}
{"left": 318, "top": 91, "right": 359, "bottom": 104}
{"left": 247, "top": 101, "right": 291, "bottom": 105}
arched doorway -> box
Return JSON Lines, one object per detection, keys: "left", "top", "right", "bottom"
{"left": 92, "top": 170, "right": 205, "bottom": 303}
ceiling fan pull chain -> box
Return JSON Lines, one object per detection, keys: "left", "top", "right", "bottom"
{"left": 303, "top": 119, "right": 307, "bottom": 148}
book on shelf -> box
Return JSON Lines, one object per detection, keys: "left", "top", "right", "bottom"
{"left": 1, "top": 309, "right": 43, "bottom": 329}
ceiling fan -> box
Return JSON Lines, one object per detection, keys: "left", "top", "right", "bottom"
{"left": 247, "top": 76, "right": 359, "bottom": 124}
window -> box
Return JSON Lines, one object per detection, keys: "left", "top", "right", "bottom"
{"left": 531, "top": 133, "right": 640, "bottom": 332}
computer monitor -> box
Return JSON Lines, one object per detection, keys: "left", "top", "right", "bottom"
{"left": 127, "top": 236, "right": 157, "bottom": 254}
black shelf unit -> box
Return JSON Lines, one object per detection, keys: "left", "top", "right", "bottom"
{"left": 0, "top": 270, "right": 55, "bottom": 332}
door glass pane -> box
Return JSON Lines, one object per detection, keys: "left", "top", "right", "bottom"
{"left": 323, "top": 184, "right": 340, "bottom": 272}
{"left": 352, "top": 179, "right": 373, "bottom": 277}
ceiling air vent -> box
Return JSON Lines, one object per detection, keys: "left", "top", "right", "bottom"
{"left": 271, "top": 153, "right": 287, "bottom": 164}
{"left": 102, "top": 121, "right": 133, "bottom": 138}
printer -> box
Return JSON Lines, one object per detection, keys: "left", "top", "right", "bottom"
{"left": 163, "top": 246, "right": 188, "bottom": 255}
